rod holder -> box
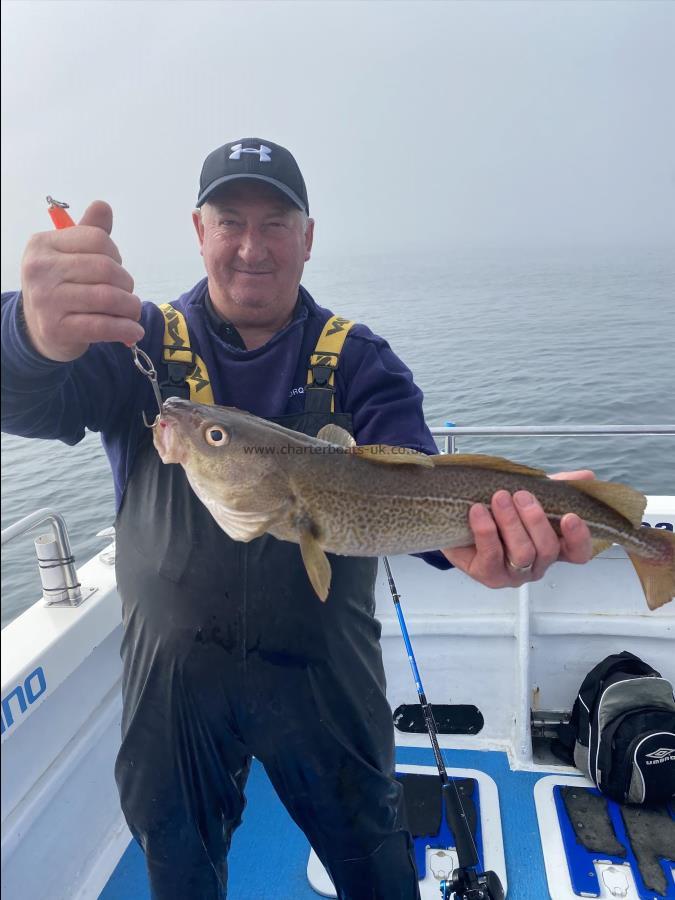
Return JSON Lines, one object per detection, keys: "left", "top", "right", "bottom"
{"left": 2, "top": 508, "right": 95, "bottom": 609}
{"left": 34, "top": 533, "right": 82, "bottom": 606}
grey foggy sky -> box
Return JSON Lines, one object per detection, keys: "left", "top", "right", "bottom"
{"left": 2, "top": 0, "right": 674, "bottom": 287}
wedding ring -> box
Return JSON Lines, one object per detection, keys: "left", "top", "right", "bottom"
{"left": 507, "top": 558, "right": 534, "bottom": 574}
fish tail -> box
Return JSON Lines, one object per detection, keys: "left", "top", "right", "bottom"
{"left": 626, "top": 529, "right": 675, "bottom": 610}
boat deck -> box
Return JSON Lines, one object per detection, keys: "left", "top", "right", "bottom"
{"left": 99, "top": 746, "right": 549, "bottom": 900}
{"left": 4, "top": 503, "right": 674, "bottom": 900}
{"left": 100, "top": 743, "right": 675, "bottom": 899}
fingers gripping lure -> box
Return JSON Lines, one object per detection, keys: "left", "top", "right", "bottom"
{"left": 46, "top": 196, "right": 163, "bottom": 422}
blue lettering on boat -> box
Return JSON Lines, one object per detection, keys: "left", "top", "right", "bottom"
{"left": 641, "top": 521, "right": 674, "bottom": 531}
{"left": 1, "top": 666, "right": 47, "bottom": 735}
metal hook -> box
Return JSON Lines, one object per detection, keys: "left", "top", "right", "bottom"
{"left": 130, "top": 345, "right": 163, "bottom": 424}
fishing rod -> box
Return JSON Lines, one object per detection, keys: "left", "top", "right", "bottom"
{"left": 383, "top": 557, "right": 504, "bottom": 900}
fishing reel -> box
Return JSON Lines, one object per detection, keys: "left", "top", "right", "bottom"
{"left": 440, "top": 866, "right": 505, "bottom": 900}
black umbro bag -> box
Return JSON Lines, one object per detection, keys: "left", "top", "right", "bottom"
{"left": 567, "top": 651, "right": 675, "bottom": 804}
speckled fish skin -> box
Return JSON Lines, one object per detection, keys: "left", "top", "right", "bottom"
{"left": 153, "top": 397, "right": 675, "bottom": 608}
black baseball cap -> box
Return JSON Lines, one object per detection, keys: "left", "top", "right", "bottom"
{"left": 197, "top": 138, "right": 309, "bottom": 214}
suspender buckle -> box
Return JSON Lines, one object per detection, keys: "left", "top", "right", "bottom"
{"left": 158, "top": 302, "right": 215, "bottom": 405}
{"left": 310, "top": 364, "right": 334, "bottom": 388}
{"left": 159, "top": 352, "right": 197, "bottom": 401}
{"left": 304, "top": 317, "right": 355, "bottom": 415}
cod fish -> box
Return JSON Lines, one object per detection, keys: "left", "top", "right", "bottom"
{"left": 153, "top": 397, "right": 675, "bottom": 609}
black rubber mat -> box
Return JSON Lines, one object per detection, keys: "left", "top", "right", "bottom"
{"left": 621, "top": 805, "right": 675, "bottom": 896}
{"left": 560, "top": 786, "right": 626, "bottom": 856}
{"left": 397, "top": 773, "right": 442, "bottom": 837}
{"left": 445, "top": 777, "right": 479, "bottom": 868}
{"left": 396, "top": 773, "right": 479, "bottom": 849}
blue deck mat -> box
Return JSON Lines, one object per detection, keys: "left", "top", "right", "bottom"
{"left": 100, "top": 746, "right": 548, "bottom": 899}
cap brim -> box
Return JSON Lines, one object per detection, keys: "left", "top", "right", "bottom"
{"left": 197, "top": 174, "right": 307, "bottom": 212}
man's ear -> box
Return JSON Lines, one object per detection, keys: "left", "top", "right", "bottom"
{"left": 192, "top": 209, "right": 205, "bottom": 255}
{"left": 304, "top": 218, "right": 315, "bottom": 261}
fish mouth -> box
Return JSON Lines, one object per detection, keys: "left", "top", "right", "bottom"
{"left": 152, "top": 419, "right": 185, "bottom": 464}
{"left": 152, "top": 401, "right": 192, "bottom": 464}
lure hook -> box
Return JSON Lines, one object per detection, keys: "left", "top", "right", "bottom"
{"left": 131, "top": 345, "right": 163, "bottom": 425}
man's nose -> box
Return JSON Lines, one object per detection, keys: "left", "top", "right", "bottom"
{"left": 237, "top": 227, "right": 268, "bottom": 263}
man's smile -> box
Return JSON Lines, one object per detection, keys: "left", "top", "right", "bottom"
{"left": 231, "top": 268, "right": 275, "bottom": 276}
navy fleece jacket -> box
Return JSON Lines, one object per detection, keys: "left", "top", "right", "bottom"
{"left": 1, "top": 280, "right": 451, "bottom": 570}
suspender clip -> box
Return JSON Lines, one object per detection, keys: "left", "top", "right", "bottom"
{"left": 160, "top": 355, "right": 196, "bottom": 401}
{"left": 310, "top": 364, "right": 334, "bottom": 388}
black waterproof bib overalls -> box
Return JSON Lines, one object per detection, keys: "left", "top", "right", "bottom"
{"left": 113, "top": 309, "right": 420, "bottom": 899}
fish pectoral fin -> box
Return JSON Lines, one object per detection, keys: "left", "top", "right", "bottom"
{"left": 591, "top": 538, "right": 613, "bottom": 559}
{"left": 299, "top": 529, "right": 332, "bottom": 602}
{"left": 430, "top": 453, "right": 548, "bottom": 477}
{"left": 352, "top": 445, "right": 435, "bottom": 467}
{"left": 316, "top": 424, "right": 356, "bottom": 448}
{"left": 567, "top": 480, "right": 647, "bottom": 529}
{"left": 197, "top": 491, "right": 291, "bottom": 542}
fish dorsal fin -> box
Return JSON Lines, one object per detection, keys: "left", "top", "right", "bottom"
{"left": 567, "top": 480, "right": 646, "bottom": 528}
{"left": 431, "top": 453, "right": 547, "bottom": 478}
{"left": 353, "top": 445, "right": 435, "bottom": 467}
{"left": 316, "top": 424, "right": 356, "bottom": 448}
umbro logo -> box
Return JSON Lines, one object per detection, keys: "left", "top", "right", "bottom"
{"left": 229, "top": 143, "right": 272, "bottom": 162}
{"left": 645, "top": 747, "right": 674, "bottom": 759}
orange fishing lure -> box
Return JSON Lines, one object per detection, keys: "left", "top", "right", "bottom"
{"left": 46, "top": 196, "right": 75, "bottom": 230}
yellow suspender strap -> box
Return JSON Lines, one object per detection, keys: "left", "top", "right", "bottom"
{"left": 159, "top": 303, "right": 215, "bottom": 405}
{"left": 306, "top": 315, "right": 355, "bottom": 413}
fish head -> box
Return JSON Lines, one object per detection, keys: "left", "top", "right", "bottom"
{"left": 153, "top": 397, "right": 243, "bottom": 465}
{"left": 152, "top": 397, "right": 278, "bottom": 491}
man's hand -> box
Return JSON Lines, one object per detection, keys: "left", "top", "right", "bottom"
{"left": 20, "top": 201, "right": 144, "bottom": 362}
{"left": 441, "top": 470, "right": 595, "bottom": 588}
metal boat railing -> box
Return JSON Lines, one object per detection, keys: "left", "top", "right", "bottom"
{"left": 430, "top": 424, "right": 675, "bottom": 454}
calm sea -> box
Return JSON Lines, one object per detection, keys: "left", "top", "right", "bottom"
{"left": 2, "top": 247, "right": 674, "bottom": 627}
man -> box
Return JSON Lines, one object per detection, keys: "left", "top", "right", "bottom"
{"left": 1, "top": 138, "right": 592, "bottom": 899}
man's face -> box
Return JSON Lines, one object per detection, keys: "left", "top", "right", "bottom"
{"left": 192, "top": 181, "right": 314, "bottom": 328}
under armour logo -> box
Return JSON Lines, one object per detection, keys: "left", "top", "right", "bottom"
{"left": 645, "top": 747, "right": 674, "bottom": 759}
{"left": 229, "top": 143, "right": 272, "bottom": 162}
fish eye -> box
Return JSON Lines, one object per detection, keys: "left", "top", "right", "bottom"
{"left": 204, "top": 426, "right": 229, "bottom": 447}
